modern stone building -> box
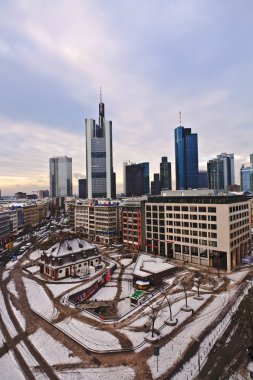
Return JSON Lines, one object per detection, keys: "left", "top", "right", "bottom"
{"left": 145, "top": 195, "right": 251, "bottom": 272}
{"left": 121, "top": 198, "right": 146, "bottom": 251}
{"left": 74, "top": 199, "right": 121, "bottom": 244}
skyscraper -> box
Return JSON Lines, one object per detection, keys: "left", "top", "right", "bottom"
{"left": 174, "top": 126, "right": 199, "bottom": 190}
{"left": 78, "top": 178, "right": 87, "bottom": 199}
{"left": 49, "top": 156, "right": 72, "bottom": 197}
{"left": 85, "top": 93, "right": 116, "bottom": 199}
{"left": 207, "top": 153, "right": 235, "bottom": 191}
{"left": 124, "top": 162, "right": 150, "bottom": 197}
{"left": 250, "top": 154, "right": 253, "bottom": 167}
{"left": 151, "top": 173, "right": 161, "bottom": 195}
{"left": 160, "top": 157, "right": 172, "bottom": 190}
{"left": 240, "top": 166, "right": 253, "bottom": 192}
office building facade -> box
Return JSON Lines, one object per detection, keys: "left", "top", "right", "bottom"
{"left": 207, "top": 153, "right": 235, "bottom": 191}
{"left": 85, "top": 97, "right": 116, "bottom": 199}
{"left": 145, "top": 195, "right": 251, "bottom": 272}
{"left": 151, "top": 173, "right": 161, "bottom": 195}
{"left": 49, "top": 156, "right": 72, "bottom": 197}
{"left": 78, "top": 179, "right": 87, "bottom": 199}
{"left": 124, "top": 162, "right": 150, "bottom": 197}
{"left": 160, "top": 157, "right": 172, "bottom": 190}
{"left": 174, "top": 126, "right": 199, "bottom": 190}
{"left": 240, "top": 166, "right": 253, "bottom": 192}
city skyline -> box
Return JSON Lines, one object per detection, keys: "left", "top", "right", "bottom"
{"left": 1, "top": 1, "right": 253, "bottom": 195}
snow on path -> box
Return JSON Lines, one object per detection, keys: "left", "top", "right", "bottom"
{"left": 0, "top": 351, "right": 26, "bottom": 380}
{"left": 16, "top": 341, "right": 39, "bottom": 367}
{"left": 147, "top": 288, "right": 239, "bottom": 379}
{"left": 23, "top": 278, "right": 58, "bottom": 321}
{"left": 2, "top": 270, "right": 10, "bottom": 281}
{"left": 122, "top": 295, "right": 210, "bottom": 348}
{"left": 46, "top": 282, "right": 80, "bottom": 298}
{"left": 29, "top": 328, "right": 82, "bottom": 366}
{"left": 7, "top": 279, "right": 19, "bottom": 298}
{"left": 56, "top": 317, "right": 121, "bottom": 351}
{"left": 119, "top": 280, "right": 133, "bottom": 299}
{"left": 29, "top": 250, "right": 41, "bottom": 261}
{"left": 90, "top": 286, "right": 117, "bottom": 301}
{"left": 120, "top": 258, "right": 132, "bottom": 266}
{"left": 9, "top": 298, "right": 26, "bottom": 331}
{"left": 0, "top": 289, "right": 17, "bottom": 338}
{"left": 171, "top": 286, "right": 249, "bottom": 380}
{"left": 0, "top": 330, "right": 5, "bottom": 348}
{"left": 57, "top": 366, "right": 135, "bottom": 380}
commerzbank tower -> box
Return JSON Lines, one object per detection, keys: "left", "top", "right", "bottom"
{"left": 85, "top": 91, "right": 116, "bottom": 199}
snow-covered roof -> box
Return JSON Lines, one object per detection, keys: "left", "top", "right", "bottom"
{"left": 133, "top": 253, "right": 175, "bottom": 277}
{"left": 45, "top": 238, "right": 96, "bottom": 258}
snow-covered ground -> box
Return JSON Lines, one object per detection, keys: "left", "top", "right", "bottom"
{"left": 57, "top": 366, "right": 135, "bottom": 380}
{"left": 56, "top": 317, "right": 122, "bottom": 351}
{"left": 23, "top": 278, "right": 58, "bottom": 320}
{"left": 147, "top": 287, "right": 243, "bottom": 379}
{"left": 227, "top": 268, "right": 250, "bottom": 282}
{"left": 117, "top": 299, "right": 132, "bottom": 317}
{"left": 7, "top": 280, "right": 19, "bottom": 298}
{"left": 46, "top": 282, "right": 80, "bottom": 298}
{"left": 26, "top": 265, "right": 40, "bottom": 274}
{"left": 119, "top": 280, "right": 133, "bottom": 299}
{"left": 29, "top": 328, "right": 82, "bottom": 365}
{"left": 0, "top": 351, "right": 26, "bottom": 380}
{"left": 0, "top": 330, "right": 5, "bottom": 348}
{"left": 29, "top": 250, "right": 41, "bottom": 261}
{"left": 90, "top": 286, "right": 117, "bottom": 301}
{"left": 120, "top": 258, "right": 133, "bottom": 266}
{"left": 9, "top": 298, "right": 26, "bottom": 330}
{"left": 0, "top": 290, "right": 17, "bottom": 338}
{"left": 2, "top": 270, "right": 10, "bottom": 281}
{"left": 16, "top": 341, "right": 39, "bottom": 367}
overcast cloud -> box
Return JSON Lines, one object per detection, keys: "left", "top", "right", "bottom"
{"left": 0, "top": 0, "right": 253, "bottom": 195}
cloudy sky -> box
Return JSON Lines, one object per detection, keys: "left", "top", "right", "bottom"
{"left": 1, "top": 0, "right": 253, "bottom": 196}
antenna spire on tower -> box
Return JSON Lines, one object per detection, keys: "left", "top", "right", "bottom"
{"left": 100, "top": 86, "right": 102, "bottom": 103}
{"left": 179, "top": 111, "right": 182, "bottom": 126}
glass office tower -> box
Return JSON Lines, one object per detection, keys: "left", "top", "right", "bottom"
{"left": 49, "top": 156, "right": 72, "bottom": 197}
{"left": 85, "top": 96, "right": 116, "bottom": 199}
{"left": 160, "top": 157, "right": 172, "bottom": 190}
{"left": 240, "top": 166, "right": 253, "bottom": 192}
{"left": 174, "top": 126, "right": 199, "bottom": 190}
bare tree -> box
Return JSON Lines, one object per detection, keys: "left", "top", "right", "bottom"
{"left": 180, "top": 277, "right": 191, "bottom": 309}
{"left": 161, "top": 291, "right": 175, "bottom": 322}
{"left": 144, "top": 299, "right": 165, "bottom": 337}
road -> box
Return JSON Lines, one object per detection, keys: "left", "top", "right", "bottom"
{"left": 200, "top": 287, "right": 252, "bottom": 379}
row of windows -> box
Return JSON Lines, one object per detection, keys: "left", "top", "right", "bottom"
{"left": 230, "top": 227, "right": 249, "bottom": 239}
{"left": 230, "top": 233, "right": 250, "bottom": 247}
{"left": 230, "top": 212, "right": 249, "bottom": 221}
{"left": 146, "top": 205, "right": 217, "bottom": 213}
{"left": 229, "top": 204, "right": 249, "bottom": 212}
{"left": 230, "top": 219, "right": 249, "bottom": 230}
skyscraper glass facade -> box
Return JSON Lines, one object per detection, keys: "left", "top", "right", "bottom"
{"left": 240, "top": 166, "right": 253, "bottom": 192}
{"left": 174, "top": 126, "right": 199, "bottom": 190}
{"left": 160, "top": 157, "right": 172, "bottom": 190}
{"left": 49, "top": 156, "right": 72, "bottom": 197}
{"left": 85, "top": 99, "right": 116, "bottom": 199}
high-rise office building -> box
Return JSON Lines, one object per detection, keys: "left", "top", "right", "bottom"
{"left": 78, "top": 179, "right": 87, "bottom": 199}
{"left": 207, "top": 153, "right": 235, "bottom": 191}
{"left": 198, "top": 170, "right": 208, "bottom": 189}
{"left": 174, "top": 126, "right": 199, "bottom": 190}
{"left": 85, "top": 94, "right": 116, "bottom": 199}
{"left": 151, "top": 173, "right": 161, "bottom": 195}
{"left": 49, "top": 156, "right": 72, "bottom": 197}
{"left": 240, "top": 165, "right": 253, "bottom": 192}
{"left": 160, "top": 157, "right": 172, "bottom": 190}
{"left": 250, "top": 154, "right": 253, "bottom": 167}
{"left": 124, "top": 162, "right": 150, "bottom": 197}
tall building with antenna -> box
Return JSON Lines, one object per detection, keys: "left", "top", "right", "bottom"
{"left": 174, "top": 112, "right": 199, "bottom": 190}
{"left": 85, "top": 90, "right": 116, "bottom": 199}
